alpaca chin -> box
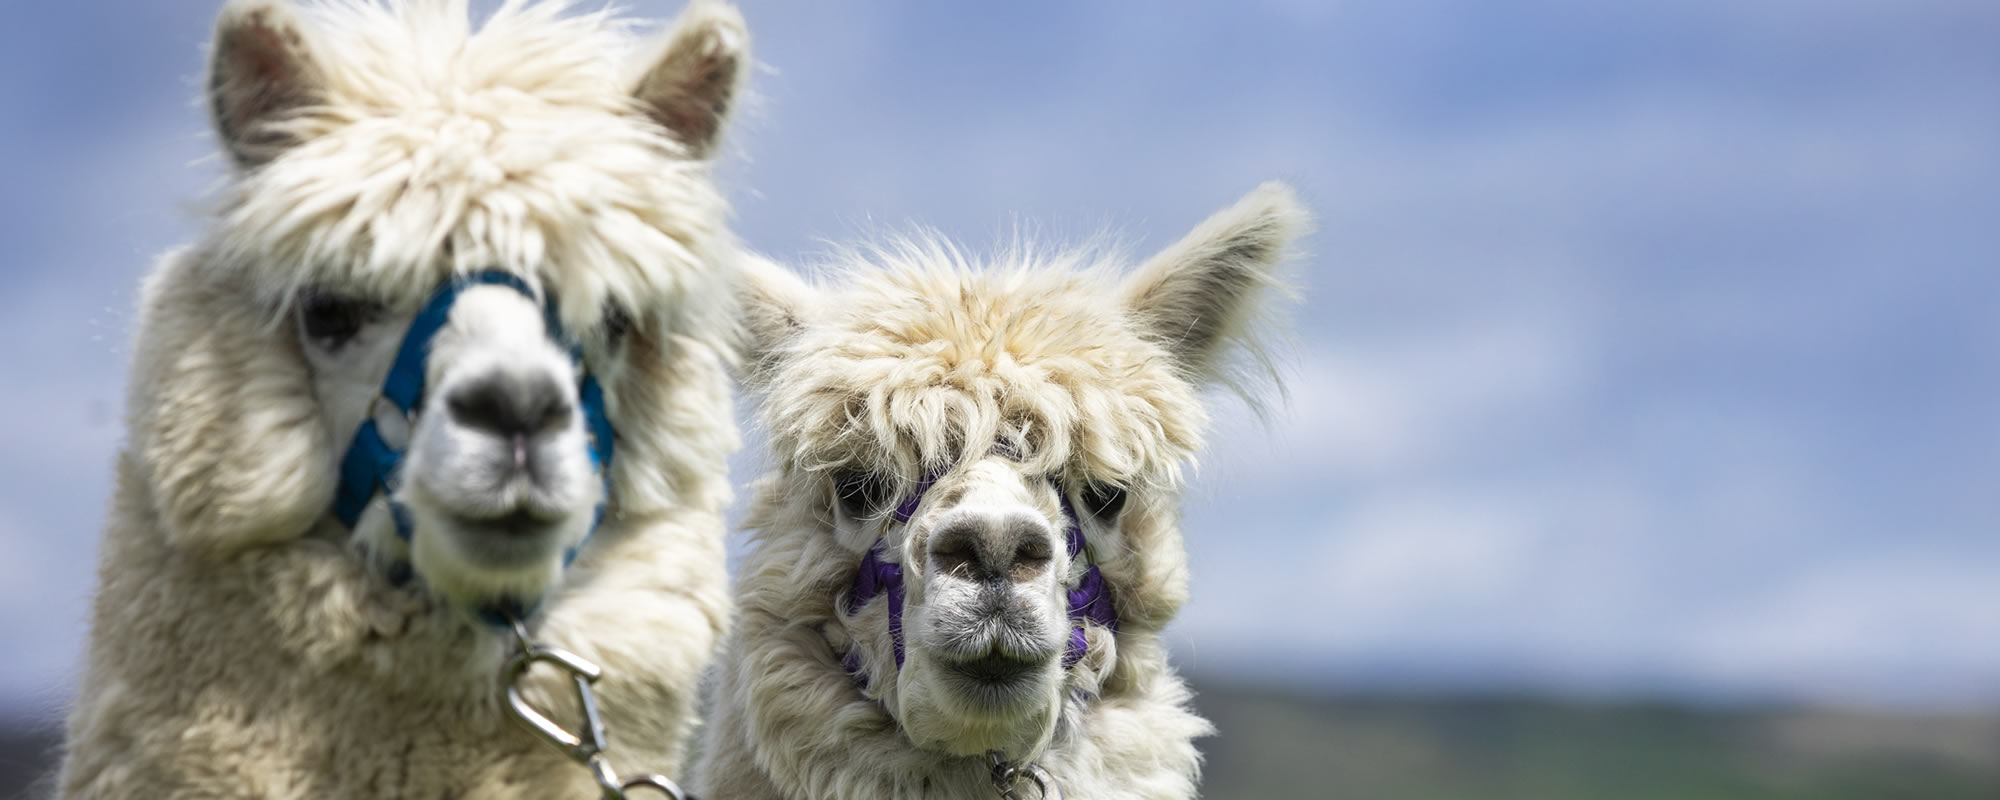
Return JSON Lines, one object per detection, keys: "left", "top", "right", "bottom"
{"left": 402, "top": 499, "right": 587, "bottom": 617}
{"left": 896, "top": 654, "right": 1064, "bottom": 758}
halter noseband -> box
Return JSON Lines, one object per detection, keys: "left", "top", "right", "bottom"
{"left": 329, "top": 269, "right": 617, "bottom": 619}
{"left": 842, "top": 472, "right": 1120, "bottom": 676}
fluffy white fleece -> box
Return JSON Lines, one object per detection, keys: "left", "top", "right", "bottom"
{"left": 56, "top": 1, "right": 751, "bottom": 796}
{"left": 697, "top": 183, "right": 1311, "bottom": 799}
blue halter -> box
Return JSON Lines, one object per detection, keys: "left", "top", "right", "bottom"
{"left": 329, "top": 270, "right": 616, "bottom": 617}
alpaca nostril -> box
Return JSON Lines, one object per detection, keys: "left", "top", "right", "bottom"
{"left": 446, "top": 373, "right": 574, "bottom": 439}
{"left": 933, "top": 543, "right": 977, "bottom": 580}
{"left": 928, "top": 520, "right": 984, "bottom": 580}
{"left": 1010, "top": 538, "right": 1053, "bottom": 583}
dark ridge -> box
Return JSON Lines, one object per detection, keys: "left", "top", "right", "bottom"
{"left": 0, "top": 723, "right": 59, "bottom": 800}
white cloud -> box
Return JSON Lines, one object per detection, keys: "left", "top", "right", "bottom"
{"left": 1202, "top": 318, "right": 1594, "bottom": 490}
{"left": 1674, "top": 556, "right": 2000, "bottom": 707}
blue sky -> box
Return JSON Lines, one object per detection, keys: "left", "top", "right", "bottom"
{"left": 1, "top": 0, "right": 1995, "bottom": 718}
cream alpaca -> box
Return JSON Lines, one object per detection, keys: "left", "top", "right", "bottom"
{"left": 698, "top": 183, "right": 1310, "bottom": 799}
{"left": 58, "top": 1, "right": 751, "bottom": 796}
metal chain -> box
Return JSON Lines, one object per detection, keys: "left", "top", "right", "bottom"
{"left": 501, "top": 616, "right": 1061, "bottom": 800}
{"left": 503, "top": 618, "right": 700, "bottom": 800}
{"left": 988, "top": 751, "right": 1063, "bottom": 800}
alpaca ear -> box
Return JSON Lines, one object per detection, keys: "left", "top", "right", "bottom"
{"left": 631, "top": 0, "right": 749, "bottom": 158}
{"left": 208, "top": 0, "right": 328, "bottom": 169}
{"left": 1121, "top": 181, "right": 1310, "bottom": 381}
{"left": 736, "top": 254, "right": 817, "bottom": 385}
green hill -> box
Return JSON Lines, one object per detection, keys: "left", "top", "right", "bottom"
{"left": 1194, "top": 683, "right": 2000, "bottom": 799}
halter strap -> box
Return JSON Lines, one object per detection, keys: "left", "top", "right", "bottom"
{"left": 328, "top": 269, "right": 616, "bottom": 621}
{"left": 845, "top": 539, "right": 907, "bottom": 668}
{"left": 842, "top": 473, "right": 1119, "bottom": 675}
{"left": 1058, "top": 491, "right": 1119, "bottom": 669}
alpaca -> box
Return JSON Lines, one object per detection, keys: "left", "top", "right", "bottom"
{"left": 57, "top": 1, "right": 751, "bottom": 797}
{"left": 696, "top": 183, "right": 1310, "bottom": 799}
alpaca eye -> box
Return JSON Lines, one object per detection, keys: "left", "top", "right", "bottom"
{"left": 297, "top": 290, "right": 378, "bottom": 348}
{"left": 601, "top": 304, "right": 633, "bottom": 347}
{"left": 834, "top": 470, "right": 893, "bottom": 519}
{"left": 1080, "top": 483, "right": 1128, "bottom": 521}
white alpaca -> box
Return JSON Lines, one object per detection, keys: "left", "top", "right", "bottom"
{"left": 697, "top": 183, "right": 1310, "bottom": 799}
{"left": 57, "top": 1, "right": 751, "bottom": 796}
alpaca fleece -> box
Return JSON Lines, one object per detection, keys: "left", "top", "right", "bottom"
{"left": 698, "top": 183, "right": 1310, "bottom": 799}
{"left": 57, "top": 1, "right": 750, "bottom": 796}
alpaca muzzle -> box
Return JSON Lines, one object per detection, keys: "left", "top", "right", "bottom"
{"left": 329, "top": 269, "right": 616, "bottom": 623}
{"left": 841, "top": 473, "right": 1120, "bottom": 675}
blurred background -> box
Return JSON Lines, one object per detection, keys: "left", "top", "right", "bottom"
{"left": 3, "top": 1, "right": 1997, "bottom": 797}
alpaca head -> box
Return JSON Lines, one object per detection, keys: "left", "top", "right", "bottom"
{"left": 135, "top": 0, "right": 748, "bottom": 617}
{"left": 740, "top": 183, "right": 1307, "bottom": 758}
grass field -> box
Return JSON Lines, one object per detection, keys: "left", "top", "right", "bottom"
{"left": 1194, "top": 684, "right": 2000, "bottom": 799}
{"left": 5, "top": 682, "right": 1996, "bottom": 798}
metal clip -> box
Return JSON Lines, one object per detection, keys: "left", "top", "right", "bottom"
{"left": 502, "top": 619, "right": 697, "bottom": 800}
{"left": 504, "top": 620, "right": 608, "bottom": 763}
{"left": 989, "top": 752, "right": 1062, "bottom": 800}
{"left": 613, "top": 770, "right": 696, "bottom": 799}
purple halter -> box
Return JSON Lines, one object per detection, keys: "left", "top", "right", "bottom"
{"left": 842, "top": 473, "right": 1120, "bottom": 675}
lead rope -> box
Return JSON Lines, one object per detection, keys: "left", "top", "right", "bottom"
{"left": 502, "top": 616, "right": 698, "bottom": 799}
